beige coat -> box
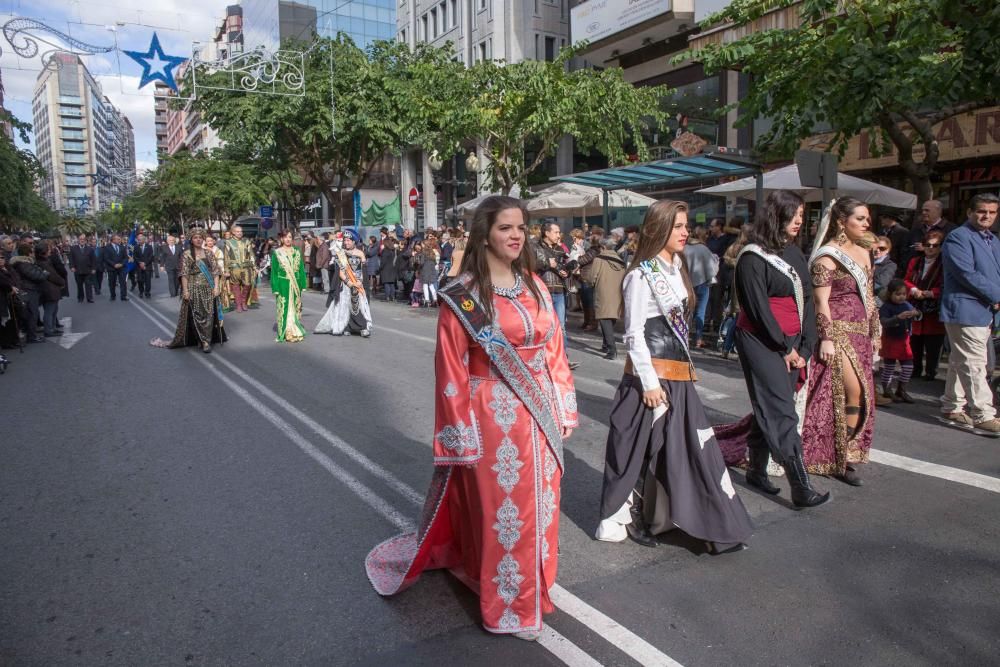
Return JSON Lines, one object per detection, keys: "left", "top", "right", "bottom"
{"left": 590, "top": 249, "right": 627, "bottom": 320}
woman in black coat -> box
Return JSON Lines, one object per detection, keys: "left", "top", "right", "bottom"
{"left": 35, "top": 242, "right": 66, "bottom": 337}
{"left": 379, "top": 237, "right": 398, "bottom": 302}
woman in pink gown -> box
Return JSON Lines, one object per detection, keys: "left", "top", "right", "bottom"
{"left": 365, "top": 196, "right": 577, "bottom": 641}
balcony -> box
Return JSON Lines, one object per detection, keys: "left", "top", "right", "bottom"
{"left": 58, "top": 96, "right": 82, "bottom": 105}
{"left": 59, "top": 118, "right": 84, "bottom": 128}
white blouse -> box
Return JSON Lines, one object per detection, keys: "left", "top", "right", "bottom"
{"left": 622, "top": 254, "right": 686, "bottom": 392}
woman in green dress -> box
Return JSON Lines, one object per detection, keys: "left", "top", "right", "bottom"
{"left": 271, "top": 229, "right": 307, "bottom": 342}
{"left": 152, "top": 228, "right": 227, "bottom": 353}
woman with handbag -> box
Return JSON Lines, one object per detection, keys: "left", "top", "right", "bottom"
{"left": 904, "top": 230, "right": 946, "bottom": 381}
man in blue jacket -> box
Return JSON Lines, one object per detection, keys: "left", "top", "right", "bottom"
{"left": 939, "top": 193, "right": 1000, "bottom": 434}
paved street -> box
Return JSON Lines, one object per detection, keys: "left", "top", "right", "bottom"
{"left": 2, "top": 279, "right": 999, "bottom": 666}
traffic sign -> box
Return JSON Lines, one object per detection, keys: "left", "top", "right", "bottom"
{"left": 259, "top": 205, "right": 274, "bottom": 218}
{"left": 408, "top": 187, "right": 419, "bottom": 208}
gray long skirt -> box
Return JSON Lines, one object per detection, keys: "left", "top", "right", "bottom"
{"left": 599, "top": 374, "right": 754, "bottom": 550}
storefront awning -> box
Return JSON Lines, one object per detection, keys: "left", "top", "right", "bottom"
{"left": 555, "top": 150, "right": 762, "bottom": 192}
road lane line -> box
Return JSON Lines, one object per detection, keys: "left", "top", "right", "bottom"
{"left": 132, "top": 298, "right": 637, "bottom": 666}
{"left": 136, "top": 296, "right": 688, "bottom": 667}
{"left": 550, "top": 585, "right": 684, "bottom": 667}
{"left": 868, "top": 449, "right": 1000, "bottom": 494}
{"left": 537, "top": 626, "right": 605, "bottom": 667}
{"left": 131, "top": 300, "right": 414, "bottom": 531}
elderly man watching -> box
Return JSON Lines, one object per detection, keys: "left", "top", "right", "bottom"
{"left": 938, "top": 193, "right": 1000, "bottom": 435}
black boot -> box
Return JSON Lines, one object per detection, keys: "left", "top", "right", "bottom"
{"left": 782, "top": 454, "right": 831, "bottom": 508}
{"left": 625, "top": 493, "right": 658, "bottom": 548}
{"left": 603, "top": 343, "right": 617, "bottom": 360}
{"left": 745, "top": 447, "right": 780, "bottom": 495}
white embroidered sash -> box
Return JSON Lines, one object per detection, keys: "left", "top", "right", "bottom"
{"left": 811, "top": 245, "right": 872, "bottom": 312}
{"left": 637, "top": 256, "right": 691, "bottom": 360}
{"left": 737, "top": 243, "right": 804, "bottom": 328}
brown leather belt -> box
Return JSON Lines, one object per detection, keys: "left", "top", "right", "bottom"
{"left": 624, "top": 357, "right": 697, "bottom": 381}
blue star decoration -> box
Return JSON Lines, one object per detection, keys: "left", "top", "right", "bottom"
{"left": 123, "top": 32, "right": 187, "bottom": 92}
{"left": 89, "top": 169, "right": 109, "bottom": 187}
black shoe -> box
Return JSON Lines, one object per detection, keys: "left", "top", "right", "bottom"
{"left": 922, "top": 374, "right": 936, "bottom": 382}
{"left": 625, "top": 499, "right": 658, "bottom": 548}
{"left": 28, "top": 336, "right": 45, "bottom": 343}
{"left": 745, "top": 448, "right": 780, "bottom": 495}
{"left": 782, "top": 454, "right": 832, "bottom": 508}
{"left": 836, "top": 465, "right": 863, "bottom": 486}
{"left": 43, "top": 331, "right": 61, "bottom": 337}
{"left": 568, "top": 361, "right": 580, "bottom": 370}
{"left": 603, "top": 350, "right": 617, "bottom": 360}
{"left": 894, "top": 384, "right": 915, "bottom": 404}
{"left": 87, "top": 299, "right": 94, "bottom": 303}
{"left": 78, "top": 299, "right": 84, "bottom": 303}
{"left": 121, "top": 297, "right": 129, "bottom": 301}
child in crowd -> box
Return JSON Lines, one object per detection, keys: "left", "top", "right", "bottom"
{"left": 879, "top": 278, "right": 921, "bottom": 404}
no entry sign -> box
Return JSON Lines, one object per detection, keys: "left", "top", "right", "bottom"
{"left": 408, "top": 187, "right": 419, "bottom": 208}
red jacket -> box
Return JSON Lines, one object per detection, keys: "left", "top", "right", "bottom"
{"left": 904, "top": 255, "right": 945, "bottom": 336}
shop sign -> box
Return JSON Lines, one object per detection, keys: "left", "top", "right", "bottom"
{"left": 570, "top": 0, "right": 672, "bottom": 45}
{"left": 802, "top": 106, "right": 1000, "bottom": 172}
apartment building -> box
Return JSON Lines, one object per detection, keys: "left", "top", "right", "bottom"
{"left": 397, "top": 0, "right": 571, "bottom": 228}
{"left": 32, "top": 53, "right": 136, "bottom": 213}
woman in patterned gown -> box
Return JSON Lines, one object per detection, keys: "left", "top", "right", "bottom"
{"left": 365, "top": 196, "right": 577, "bottom": 641}
{"left": 270, "top": 229, "right": 307, "bottom": 343}
{"left": 802, "top": 197, "right": 880, "bottom": 485}
{"left": 151, "top": 229, "right": 226, "bottom": 352}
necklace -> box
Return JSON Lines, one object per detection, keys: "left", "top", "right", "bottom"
{"left": 492, "top": 273, "right": 524, "bottom": 299}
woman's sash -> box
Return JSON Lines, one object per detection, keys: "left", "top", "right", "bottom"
{"left": 335, "top": 249, "right": 366, "bottom": 296}
{"left": 811, "top": 245, "right": 872, "bottom": 312}
{"left": 736, "top": 243, "right": 804, "bottom": 328}
{"left": 438, "top": 275, "right": 564, "bottom": 470}
{"left": 636, "top": 257, "right": 692, "bottom": 362}
{"left": 196, "top": 259, "right": 224, "bottom": 322}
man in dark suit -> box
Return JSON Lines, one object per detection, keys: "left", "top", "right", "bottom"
{"left": 159, "top": 234, "right": 182, "bottom": 298}
{"left": 134, "top": 233, "right": 154, "bottom": 299}
{"left": 103, "top": 233, "right": 128, "bottom": 301}
{"left": 69, "top": 234, "right": 96, "bottom": 303}
{"left": 90, "top": 236, "right": 103, "bottom": 295}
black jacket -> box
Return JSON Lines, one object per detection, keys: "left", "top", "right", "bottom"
{"left": 159, "top": 244, "right": 183, "bottom": 271}
{"left": 103, "top": 243, "right": 128, "bottom": 271}
{"left": 135, "top": 242, "right": 155, "bottom": 267}
{"left": 70, "top": 245, "right": 97, "bottom": 274}
{"left": 10, "top": 256, "right": 48, "bottom": 291}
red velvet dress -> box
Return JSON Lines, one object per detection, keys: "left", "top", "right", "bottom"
{"left": 366, "top": 277, "right": 577, "bottom": 634}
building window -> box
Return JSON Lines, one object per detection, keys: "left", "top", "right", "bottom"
{"left": 400, "top": 28, "right": 406, "bottom": 43}
{"left": 478, "top": 41, "right": 487, "bottom": 63}
{"left": 545, "top": 36, "right": 555, "bottom": 62}
{"left": 479, "top": 0, "right": 486, "bottom": 10}
{"left": 422, "top": 14, "right": 428, "bottom": 41}
{"left": 431, "top": 8, "right": 438, "bottom": 38}
{"left": 440, "top": 1, "right": 447, "bottom": 31}
{"left": 450, "top": 0, "right": 457, "bottom": 27}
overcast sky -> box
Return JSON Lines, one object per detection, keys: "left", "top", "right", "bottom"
{"left": 1, "top": 0, "right": 233, "bottom": 172}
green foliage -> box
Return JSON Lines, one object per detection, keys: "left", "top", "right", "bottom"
{"left": 59, "top": 214, "right": 96, "bottom": 236}
{"left": 192, "top": 35, "right": 466, "bottom": 224}
{"left": 684, "top": 0, "right": 1000, "bottom": 203}
{"left": 124, "top": 151, "right": 267, "bottom": 231}
{"left": 464, "top": 47, "right": 672, "bottom": 195}
{"left": 0, "top": 110, "right": 57, "bottom": 233}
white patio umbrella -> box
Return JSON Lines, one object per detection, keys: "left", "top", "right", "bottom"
{"left": 695, "top": 164, "right": 917, "bottom": 209}
{"left": 445, "top": 186, "right": 522, "bottom": 221}
{"left": 525, "top": 182, "right": 657, "bottom": 219}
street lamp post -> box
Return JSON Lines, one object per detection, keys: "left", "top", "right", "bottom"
{"left": 429, "top": 151, "right": 480, "bottom": 226}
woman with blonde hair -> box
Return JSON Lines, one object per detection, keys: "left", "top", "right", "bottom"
{"left": 596, "top": 200, "right": 752, "bottom": 553}
{"left": 366, "top": 196, "right": 577, "bottom": 641}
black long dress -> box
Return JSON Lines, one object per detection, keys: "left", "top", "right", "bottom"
{"left": 718, "top": 244, "right": 816, "bottom": 466}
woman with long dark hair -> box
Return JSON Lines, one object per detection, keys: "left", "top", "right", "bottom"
{"left": 715, "top": 191, "right": 829, "bottom": 507}
{"left": 802, "top": 197, "right": 879, "bottom": 485}
{"left": 366, "top": 196, "right": 577, "bottom": 641}
{"left": 151, "top": 229, "right": 226, "bottom": 352}
{"left": 595, "top": 200, "right": 753, "bottom": 552}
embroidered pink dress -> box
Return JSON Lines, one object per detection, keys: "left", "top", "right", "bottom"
{"left": 801, "top": 260, "right": 879, "bottom": 475}
{"left": 365, "top": 275, "right": 578, "bottom": 634}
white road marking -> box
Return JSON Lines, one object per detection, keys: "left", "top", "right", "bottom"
{"left": 130, "top": 300, "right": 414, "bottom": 531}
{"left": 550, "top": 585, "right": 684, "bottom": 667}
{"left": 132, "top": 298, "right": 669, "bottom": 665}
{"left": 49, "top": 317, "right": 90, "bottom": 349}
{"left": 537, "top": 626, "right": 605, "bottom": 667}
{"left": 868, "top": 449, "right": 1000, "bottom": 494}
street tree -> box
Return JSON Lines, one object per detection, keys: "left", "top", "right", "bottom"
{"left": 126, "top": 152, "right": 210, "bottom": 233}
{"left": 192, "top": 36, "right": 468, "bottom": 226}
{"left": 685, "top": 0, "right": 1000, "bottom": 207}
{"left": 463, "top": 48, "right": 672, "bottom": 196}
{"left": 0, "top": 110, "right": 58, "bottom": 233}
{"left": 200, "top": 151, "right": 270, "bottom": 230}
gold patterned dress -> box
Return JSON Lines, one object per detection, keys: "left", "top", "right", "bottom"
{"left": 152, "top": 251, "right": 227, "bottom": 348}
{"left": 801, "top": 257, "right": 879, "bottom": 475}
{"left": 270, "top": 247, "right": 307, "bottom": 342}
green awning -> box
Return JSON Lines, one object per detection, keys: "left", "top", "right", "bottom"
{"left": 555, "top": 150, "right": 761, "bottom": 191}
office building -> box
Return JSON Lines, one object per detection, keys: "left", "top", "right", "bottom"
{"left": 32, "top": 53, "right": 136, "bottom": 213}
